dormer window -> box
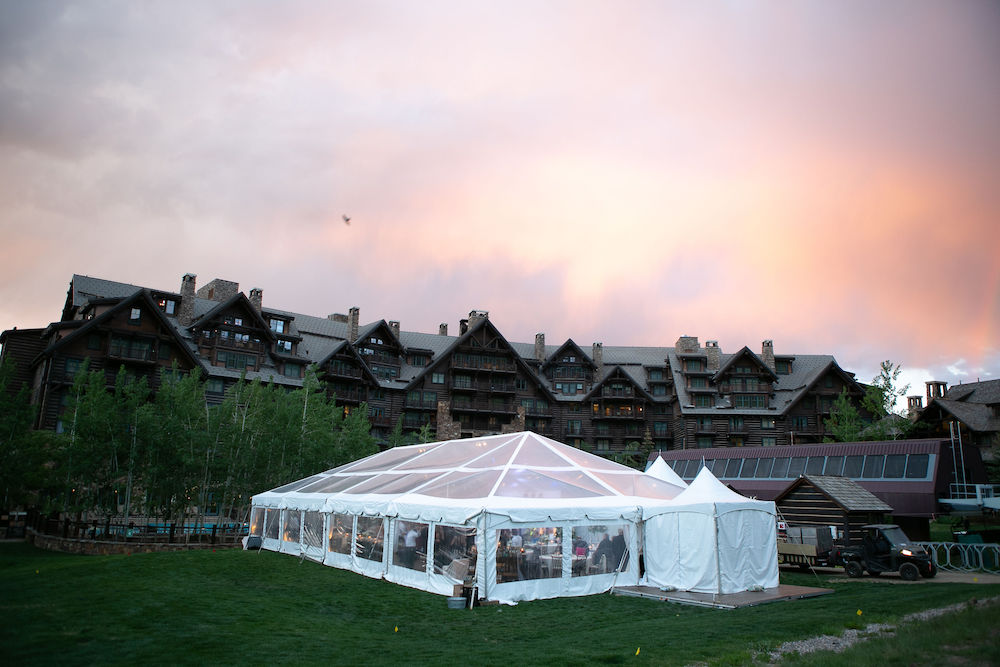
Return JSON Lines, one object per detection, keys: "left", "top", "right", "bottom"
{"left": 129, "top": 307, "right": 141, "bottom": 322}
{"left": 370, "top": 337, "right": 383, "bottom": 345}
{"left": 157, "top": 299, "right": 176, "bottom": 315}
{"left": 270, "top": 319, "right": 285, "bottom": 334}
{"left": 276, "top": 340, "right": 292, "bottom": 353}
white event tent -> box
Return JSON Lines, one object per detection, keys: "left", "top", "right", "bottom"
{"left": 643, "top": 466, "right": 779, "bottom": 594}
{"left": 248, "top": 431, "right": 777, "bottom": 604}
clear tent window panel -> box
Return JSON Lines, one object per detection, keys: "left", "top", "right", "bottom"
{"left": 356, "top": 516, "right": 385, "bottom": 562}
{"left": 269, "top": 475, "right": 324, "bottom": 494}
{"left": 299, "top": 474, "right": 374, "bottom": 494}
{"left": 397, "top": 436, "right": 520, "bottom": 470}
{"left": 571, "top": 524, "right": 625, "bottom": 577}
{"left": 494, "top": 469, "right": 604, "bottom": 499}
{"left": 341, "top": 444, "right": 445, "bottom": 473}
{"left": 464, "top": 440, "right": 520, "bottom": 469}
{"left": 497, "top": 527, "right": 563, "bottom": 582}
{"left": 550, "top": 446, "right": 626, "bottom": 471}
{"left": 342, "top": 472, "right": 444, "bottom": 495}
{"left": 283, "top": 510, "right": 301, "bottom": 543}
{"left": 303, "top": 512, "right": 324, "bottom": 550}
{"left": 264, "top": 509, "right": 280, "bottom": 540}
{"left": 328, "top": 513, "right": 353, "bottom": 555}
{"left": 594, "top": 472, "right": 680, "bottom": 499}
{"left": 393, "top": 521, "right": 428, "bottom": 573}
{"left": 433, "top": 525, "right": 477, "bottom": 583}
{"left": 250, "top": 507, "right": 265, "bottom": 536}
{"left": 415, "top": 470, "right": 502, "bottom": 499}
{"left": 512, "top": 441, "right": 577, "bottom": 468}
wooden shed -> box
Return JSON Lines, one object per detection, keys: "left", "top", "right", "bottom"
{"left": 774, "top": 475, "right": 892, "bottom": 545}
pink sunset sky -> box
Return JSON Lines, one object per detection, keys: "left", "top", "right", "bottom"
{"left": 1, "top": 1, "right": 998, "bottom": 401}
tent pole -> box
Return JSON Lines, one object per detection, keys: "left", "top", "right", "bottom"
{"left": 714, "top": 503, "right": 722, "bottom": 597}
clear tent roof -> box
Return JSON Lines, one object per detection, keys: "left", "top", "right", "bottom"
{"left": 267, "top": 431, "right": 685, "bottom": 501}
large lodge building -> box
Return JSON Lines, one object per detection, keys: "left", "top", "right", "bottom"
{"left": 1, "top": 273, "right": 876, "bottom": 454}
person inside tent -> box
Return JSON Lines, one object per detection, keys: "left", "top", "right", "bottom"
{"left": 611, "top": 528, "right": 628, "bottom": 570}
{"left": 592, "top": 533, "right": 613, "bottom": 573}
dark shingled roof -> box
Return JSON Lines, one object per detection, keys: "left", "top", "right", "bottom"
{"left": 800, "top": 475, "right": 893, "bottom": 512}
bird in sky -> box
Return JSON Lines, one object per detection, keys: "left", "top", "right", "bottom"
{"left": 342, "top": 214, "right": 351, "bottom": 225}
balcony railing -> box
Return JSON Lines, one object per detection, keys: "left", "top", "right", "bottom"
{"left": 404, "top": 398, "right": 439, "bottom": 410}
{"left": 450, "top": 399, "right": 516, "bottom": 413}
{"left": 451, "top": 358, "right": 516, "bottom": 372}
{"left": 324, "top": 364, "right": 362, "bottom": 379}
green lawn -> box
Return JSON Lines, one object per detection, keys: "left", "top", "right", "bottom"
{"left": 1, "top": 542, "right": 997, "bottom": 666}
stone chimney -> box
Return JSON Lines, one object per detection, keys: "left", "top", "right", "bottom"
{"left": 179, "top": 273, "right": 197, "bottom": 326}
{"left": 348, "top": 307, "right": 359, "bottom": 342}
{"left": 388, "top": 320, "right": 400, "bottom": 338}
{"left": 468, "top": 310, "right": 489, "bottom": 328}
{"left": 459, "top": 319, "right": 469, "bottom": 335}
{"left": 907, "top": 395, "right": 923, "bottom": 419}
{"left": 328, "top": 313, "right": 349, "bottom": 323}
{"left": 761, "top": 340, "right": 776, "bottom": 372}
{"left": 439, "top": 323, "right": 448, "bottom": 336}
{"left": 535, "top": 333, "right": 545, "bottom": 361}
{"left": 592, "top": 342, "right": 604, "bottom": 379}
{"left": 675, "top": 336, "right": 699, "bottom": 353}
{"left": 196, "top": 278, "right": 239, "bottom": 302}
{"left": 705, "top": 340, "right": 721, "bottom": 371}
{"left": 926, "top": 380, "right": 947, "bottom": 404}
{"left": 249, "top": 287, "right": 262, "bottom": 313}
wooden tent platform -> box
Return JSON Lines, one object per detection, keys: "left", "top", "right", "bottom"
{"left": 611, "top": 583, "right": 834, "bottom": 609}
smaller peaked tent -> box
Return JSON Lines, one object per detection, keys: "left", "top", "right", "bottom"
{"left": 643, "top": 467, "right": 779, "bottom": 594}
{"left": 644, "top": 456, "right": 689, "bottom": 488}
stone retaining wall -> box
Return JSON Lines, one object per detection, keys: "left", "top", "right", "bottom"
{"left": 28, "top": 530, "right": 242, "bottom": 556}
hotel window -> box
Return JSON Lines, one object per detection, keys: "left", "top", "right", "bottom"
{"left": 685, "top": 359, "right": 704, "bottom": 372}
{"left": 566, "top": 420, "right": 582, "bottom": 435}
{"left": 695, "top": 435, "right": 712, "bottom": 449}
{"left": 761, "top": 436, "right": 776, "bottom": 447}
{"left": 653, "top": 422, "right": 668, "bottom": 436}
{"left": 284, "top": 363, "right": 303, "bottom": 379}
{"left": 771, "top": 457, "right": 790, "bottom": 477}
{"left": 729, "top": 417, "right": 744, "bottom": 431}
{"left": 129, "top": 307, "right": 141, "bottom": 322}
{"left": 269, "top": 319, "right": 285, "bottom": 334}
{"left": 884, "top": 454, "right": 906, "bottom": 479}
{"left": 791, "top": 415, "right": 809, "bottom": 430}
{"left": 697, "top": 416, "right": 712, "bottom": 430}
{"left": 431, "top": 372, "right": 444, "bottom": 384}
{"left": 761, "top": 417, "right": 776, "bottom": 429}
{"left": 158, "top": 299, "right": 176, "bottom": 315}
{"left": 905, "top": 454, "right": 929, "bottom": 478}
{"left": 694, "top": 395, "right": 712, "bottom": 408}
{"left": 276, "top": 340, "right": 292, "bottom": 353}
{"left": 206, "top": 379, "right": 224, "bottom": 394}
{"left": 515, "top": 377, "right": 527, "bottom": 390}
{"left": 689, "top": 377, "right": 708, "bottom": 389}
{"left": 775, "top": 359, "right": 791, "bottom": 374}
{"left": 648, "top": 369, "right": 663, "bottom": 381}
{"left": 64, "top": 358, "right": 83, "bottom": 377}
{"left": 862, "top": 455, "right": 885, "bottom": 479}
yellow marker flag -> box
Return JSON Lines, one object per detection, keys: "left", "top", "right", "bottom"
{"left": 394, "top": 626, "right": 398, "bottom": 633}
{"left": 856, "top": 609, "right": 862, "bottom": 616}
{"left": 635, "top": 647, "right": 640, "bottom": 656}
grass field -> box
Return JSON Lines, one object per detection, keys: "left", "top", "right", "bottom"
{"left": 1, "top": 542, "right": 997, "bottom": 666}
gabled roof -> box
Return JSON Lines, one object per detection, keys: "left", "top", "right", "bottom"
{"left": 714, "top": 346, "right": 777, "bottom": 381}
{"left": 923, "top": 399, "right": 999, "bottom": 434}
{"left": 39, "top": 289, "right": 203, "bottom": 370}
{"left": 945, "top": 379, "right": 1000, "bottom": 405}
{"left": 314, "top": 339, "right": 381, "bottom": 386}
{"left": 782, "top": 359, "right": 863, "bottom": 413}
{"left": 189, "top": 292, "right": 276, "bottom": 343}
{"left": 774, "top": 475, "right": 892, "bottom": 513}
{"left": 541, "top": 339, "right": 596, "bottom": 371}
{"left": 584, "top": 365, "right": 655, "bottom": 402}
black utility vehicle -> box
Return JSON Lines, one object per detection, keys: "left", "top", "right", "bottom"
{"left": 841, "top": 524, "right": 937, "bottom": 581}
